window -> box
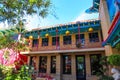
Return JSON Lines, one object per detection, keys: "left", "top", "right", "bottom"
{"left": 63, "top": 55, "right": 71, "bottom": 74}
{"left": 51, "top": 56, "right": 56, "bottom": 73}
{"left": 39, "top": 56, "right": 47, "bottom": 73}
{"left": 30, "top": 56, "right": 37, "bottom": 70}
{"left": 90, "top": 54, "right": 102, "bottom": 75}
{"left": 42, "top": 38, "right": 48, "bottom": 46}
{"left": 76, "top": 34, "right": 85, "bottom": 44}
{"left": 52, "top": 37, "right": 59, "bottom": 45}
{"left": 89, "top": 32, "right": 99, "bottom": 42}
{"left": 32, "top": 39, "right": 38, "bottom": 47}
{"left": 63, "top": 35, "right": 71, "bottom": 45}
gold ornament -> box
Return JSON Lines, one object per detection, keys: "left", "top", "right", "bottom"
{"left": 88, "top": 27, "right": 93, "bottom": 32}
{"left": 29, "top": 35, "right": 33, "bottom": 39}
{"left": 45, "top": 33, "right": 49, "bottom": 38}
{"left": 66, "top": 30, "right": 70, "bottom": 36}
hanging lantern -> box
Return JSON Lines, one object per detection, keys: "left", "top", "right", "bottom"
{"left": 66, "top": 30, "right": 70, "bottom": 36}
{"left": 45, "top": 33, "right": 49, "bottom": 38}
{"left": 88, "top": 27, "right": 93, "bottom": 32}
{"left": 29, "top": 35, "right": 33, "bottom": 39}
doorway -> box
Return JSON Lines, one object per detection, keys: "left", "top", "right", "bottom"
{"left": 76, "top": 55, "right": 86, "bottom": 80}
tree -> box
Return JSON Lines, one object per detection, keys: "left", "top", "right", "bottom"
{"left": 0, "top": 0, "right": 51, "bottom": 25}
{"left": 0, "top": 26, "right": 29, "bottom": 52}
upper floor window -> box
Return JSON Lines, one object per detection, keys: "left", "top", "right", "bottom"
{"left": 89, "top": 32, "right": 99, "bottom": 42}
{"left": 42, "top": 38, "right": 48, "bottom": 46}
{"left": 76, "top": 34, "right": 85, "bottom": 44}
{"left": 52, "top": 37, "right": 59, "bottom": 46}
{"left": 51, "top": 56, "right": 56, "bottom": 73}
{"left": 90, "top": 54, "right": 102, "bottom": 75}
{"left": 63, "top": 35, "right": 71, "bottom": 45}
{"left": 63, "top": 55, "right": 71, "bottom": 74}
{"left": 32, "top": 39, "right": 38, "bottom": 47}
{"left": 39, "top": 56, "right": 47, "bottom": 73}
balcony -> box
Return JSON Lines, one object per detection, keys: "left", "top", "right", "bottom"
{"left": 31, "top": 39, "right": 103, "bottom": 51}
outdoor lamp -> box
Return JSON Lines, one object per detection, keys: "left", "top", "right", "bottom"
{"left": 66, "top": 30, "right": 70, "bottom": 36}
{"left": 29, "top": 35, "right": 33, "bottom": 39}
{"left": 45, "top": 33, "right": 49, "bottom": 38}
{"left": 88, "top": 27, "right": 93, "bottom": 32}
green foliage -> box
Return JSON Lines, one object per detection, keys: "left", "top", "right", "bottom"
{"left": 108, "top": 54, "right": 120, "bottom": 66}
{"left": 115, "top": 43, "right": 120, "bottom": 51}
{"left": 0, "top": 0, "right": 52, "bottom": 25}
{"left": 0, "top": 65, "right": 33, "bottom": 80}
{"left": 96, "top": 56, "right": 114, "bottom": 80}
{"left": 0, "top": 26, "right": 30, "bottom": 52}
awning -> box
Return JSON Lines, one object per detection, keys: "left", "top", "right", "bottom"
{"left": 102, "top": 12, "right": 120, "bottom": 47}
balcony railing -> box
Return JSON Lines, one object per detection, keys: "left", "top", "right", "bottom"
{"left": 31, "top": 39, "right": 103, "bottom": 51}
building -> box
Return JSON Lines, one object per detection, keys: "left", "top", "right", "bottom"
{"left": 22, "top": 19, "right": 105, "bottom": 80}
{"left": 21, "top": 0, "right": 120, "bottom": 80}
{"left": 99, "top": 0, "right": 120, "bottom": 55}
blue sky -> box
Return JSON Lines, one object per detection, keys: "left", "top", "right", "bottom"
{"left": 0, "top": 0, "right": 99, "bottom": 30}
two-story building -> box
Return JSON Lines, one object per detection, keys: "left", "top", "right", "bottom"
{"left": 21, "top": 19, "right": 105, "bottom": 80}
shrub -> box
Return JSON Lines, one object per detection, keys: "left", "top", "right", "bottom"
{"left": 107, "top": 54, "right": 120, "bottom": 66}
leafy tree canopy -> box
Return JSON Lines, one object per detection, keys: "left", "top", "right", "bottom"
{"left": 0, "top": 0, "right": 52, "bottom": 25}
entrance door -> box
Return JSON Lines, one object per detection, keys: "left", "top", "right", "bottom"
{"left": 76, "top": 55, "right": 86, "bottom": 80}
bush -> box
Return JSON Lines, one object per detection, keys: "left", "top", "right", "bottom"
{"left": 0, "top": 65, "right": 33, "bottom": 80}
{"left": 96, "top": 56, "right": 114, "bottom": 80}
{"left": 108, "top": 54, "right": 120, "bottom": 66}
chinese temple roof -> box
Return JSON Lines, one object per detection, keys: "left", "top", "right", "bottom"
{"left": 24, "top": 19, "right": 101, "bottom": 38}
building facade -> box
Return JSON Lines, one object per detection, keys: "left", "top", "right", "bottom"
{"left": 22, "top": 20, "right": 105, "bottom": 80}
{"left": 99, "top": 0, "right": 120, "bottom": 55}
{"left": 21, "top": 0, "right": 120, "bottom": 80}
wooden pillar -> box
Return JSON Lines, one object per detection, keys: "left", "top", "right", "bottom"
{"left": 72, "top": 34, "right": 76, "bottom": 45}
{"left": 85, "top": 32, "right": 89, "bottom": 48}
{"left": 85, "top": 54, "right": 91, "bottom": 78}
{"left": 56, "top": 54, "right": 62, "bottom": 80}
{"left": 71, "top": 54, "right": 76, "bottom": 80}
{"left": 39, "top": 37, "right": 42, "bottom": 48}
{"left": 47, "top": 55, "right": 51, "bottom": 74}
{"left": 36, "top": 56, "right": 39, "bottom": 72}
{"left": 60, "top": 35, "right": 63, "bottom": 47}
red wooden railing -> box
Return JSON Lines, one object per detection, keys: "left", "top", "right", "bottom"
{"left": 31, "top": 39, "right": 103, "bottom": 51}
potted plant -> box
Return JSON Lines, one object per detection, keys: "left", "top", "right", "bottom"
{"left": 76, "top": 41, "right": 81, "bottom": 48}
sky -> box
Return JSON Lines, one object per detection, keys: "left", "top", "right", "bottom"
{"left": 0, "top": 0, "right": 99, "bottom": 30}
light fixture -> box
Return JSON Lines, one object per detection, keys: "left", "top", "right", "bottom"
{"left": 45, "top": 33, "right": 49, "bottom": 38}
{"left": 29, "top": 35, "right": 33, "bottom": 39}
{"left": 65, "top": 30, "right": 70, "bottom": 36}
{"left": 88, "top": 27, "right": 93, "bottom": 32}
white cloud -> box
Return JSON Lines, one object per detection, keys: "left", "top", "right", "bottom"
{"left": 74, "top": 12, "right": 99, "bottom": 22}
{"left": 25, "top": 15, "right": 52, "bottom": 31}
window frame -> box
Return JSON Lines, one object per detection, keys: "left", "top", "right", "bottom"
{"left": 63, "top": 55, "right": 71, "bottom": 74}
{"left": 52, "top": 37, "right": 60, "bottom": 46}
{"left": 89, "top": 32, "right": 99, "bottom": 42}
{"left": 63, "top": 35, "right": 71, "bottom": 45}
{"left": 39, "top": 56, "right": 47, "bottom": 73}
{"left": 32, "top": 39, "right": 39, "bottom": 47}
{"left": 90, "top": 54, "right": 102, "bottom": 75}
{"left": 42, "top": 38, "right": 49, "bottom": 46}
{"left": 51, "top": 56, "right": 56, "bottom": 73}
{"left": 76, "top": 34, "right": 85, "bottom": 44}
